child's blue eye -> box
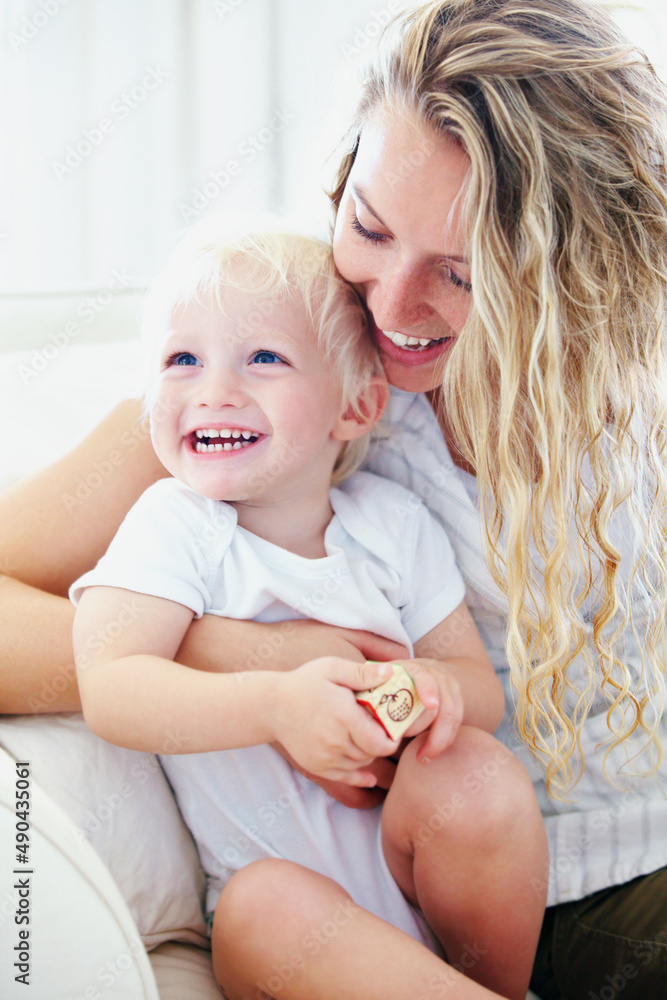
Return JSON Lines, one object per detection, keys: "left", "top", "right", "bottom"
{"left": 165, "top": 351, "right": 201, "bottom": 367}
{"left": 251, "top": 350, "right": 284, "bottom": 365}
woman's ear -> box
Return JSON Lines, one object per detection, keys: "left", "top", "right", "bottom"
{"left": 331, "top": 376, "right": 389, "bottom": 442}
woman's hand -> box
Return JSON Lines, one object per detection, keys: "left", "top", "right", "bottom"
{"left": 273, "top": 750, "right": 397, "bottom": 809}
{"left": 178, "top": 620, "right": 409, "bottom": 808}
{"left": 271, "top": 657, "right": 401, "bottom": 786}
{"left": 178, "top": 615, "right": 410, "bottom": 674}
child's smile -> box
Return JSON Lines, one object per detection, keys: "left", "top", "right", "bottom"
{"left": 189, "top": 426, "right": 264, "bottom": 454}
{"left": 149, "top": 288, "right": 352, "bottom": 526}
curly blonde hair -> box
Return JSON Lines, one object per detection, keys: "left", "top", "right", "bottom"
{"left": 330, "top": 0, "right": 667, "bottom": 797}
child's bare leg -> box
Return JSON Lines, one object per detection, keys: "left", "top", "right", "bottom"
{"left": 212, "top": 858, "right": 507, "bottom": 1000}
{"left": 382, "top": 726, "right": 548, "bottom": 1000}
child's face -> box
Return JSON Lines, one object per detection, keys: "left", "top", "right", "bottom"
{"left": 150, "top": 288, "right": 350, "bottom": 505}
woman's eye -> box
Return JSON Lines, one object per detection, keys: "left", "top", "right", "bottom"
{"left": 251, "top": 350, "right": 285, "bottom": 365}
{"left": 351, "top": 215, "right": 387, "bottom": 245}
{"left": 165, "top": 351, "right": 201, "bottom": 367}
{"left": 443, "top": 265, "right": 472, "bottom": 294}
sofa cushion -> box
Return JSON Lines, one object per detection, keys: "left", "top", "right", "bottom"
{"left": 0, "top": 714, "right": 209, "bottom": 951}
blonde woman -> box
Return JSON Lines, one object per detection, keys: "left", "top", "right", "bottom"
{"left": 2, "top": 1, "right": 666, "bottom": 997}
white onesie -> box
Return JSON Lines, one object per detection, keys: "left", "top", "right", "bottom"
{"left": 71, "top": 470, "right": 465, "bottom": 944}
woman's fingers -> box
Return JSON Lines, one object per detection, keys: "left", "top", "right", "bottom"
{"left": 346, "top": 630, "right": 410, "bottom": 664}
{"left": 319, "top": 766, "right": 383, "bottom": 787}
{"left": 360, "top": 754, "right": 397, "bottom": 790}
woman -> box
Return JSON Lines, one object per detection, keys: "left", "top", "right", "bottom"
{"left": 1, "top": 1, "right": 666, "bottom": 997}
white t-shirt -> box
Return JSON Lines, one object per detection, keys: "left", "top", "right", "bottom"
{"left": 71, "top": 470, "right": 465, "bottom": 655}
{"left": 71, "top": 469, "right": 465, "bottom": 938}
{"left": 365, "top": 387, "right": 667, "bottom": 907}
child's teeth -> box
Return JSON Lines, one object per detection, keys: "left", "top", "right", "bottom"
{"left": 193, "top": 428, "right": 261, "bottom": 452}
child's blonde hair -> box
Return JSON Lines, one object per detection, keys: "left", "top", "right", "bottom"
{"left": 142, "top": 216, "right": 384, "bottom": 484}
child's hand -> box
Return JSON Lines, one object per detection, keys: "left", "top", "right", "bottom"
{"left": 271, "top": 657, "right": 401, "bottom": 786}
{"left": 390, "top": 659, "right": 464, "bottom": 762}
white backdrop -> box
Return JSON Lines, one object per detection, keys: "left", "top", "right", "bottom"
{"left": 0, "top": 0, "right": 665, "bottom": 297}
{"left": 0, "top": 0, "right": 411, "bottom": 296}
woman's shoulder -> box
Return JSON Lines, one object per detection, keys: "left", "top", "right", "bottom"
{"left": 365, "top": 388, "right": 463, "bottom": 496}
{"left": 380, "top": 387, "right": 440, "bottom": 436}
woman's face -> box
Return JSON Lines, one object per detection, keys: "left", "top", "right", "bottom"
{"left": 333, "top": 104, "right": 473, "bottom": 393}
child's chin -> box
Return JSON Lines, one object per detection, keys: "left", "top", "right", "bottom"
{"left": 192, "top": 481, "right": 251, "bottom": 504}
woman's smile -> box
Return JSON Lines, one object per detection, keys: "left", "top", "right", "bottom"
{"left": 375, "top": 324, "right": 457, "bottom": 368}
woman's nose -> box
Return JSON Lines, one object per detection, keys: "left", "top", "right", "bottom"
{"left": 366, "top": 262, "right": 433, "bottom": 332}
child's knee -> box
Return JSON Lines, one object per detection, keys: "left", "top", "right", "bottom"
{"left": 214, "top": 861, "right": 279, "bottom": 942}
{"left": 388, "top": 727, "right": 538, "bottom": 836}
{"left": 214, "top": 858, "right": 354, "bottom": 946}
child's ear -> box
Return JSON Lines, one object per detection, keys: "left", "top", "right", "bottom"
{"left": 331, "top": 376, "right": 389, "bottom": 442}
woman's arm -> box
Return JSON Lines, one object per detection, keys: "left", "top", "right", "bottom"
{"left": 0, "top": 397, "right": 409, "bottom": 713}
{"left": 0, "top": 398, "right": 167, "bottom": 711}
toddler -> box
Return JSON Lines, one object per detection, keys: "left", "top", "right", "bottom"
{"left": 72, "top": 219, "right": 547, "bottom": 1000}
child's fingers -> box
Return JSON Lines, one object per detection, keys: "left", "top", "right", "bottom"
{"left": 398, "top": 660, "right": 440, "bottom": 714}
{"left": 348, "top": 711, "right": 402, "bottom": 759}
{"left": 322, "top": 657, "right": 393, "bottom": 692}
{"left": 416, "top": 699, "right": 464, "bottom": 762}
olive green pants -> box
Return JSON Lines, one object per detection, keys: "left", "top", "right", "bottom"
{"left": 530, "top": 867, "right": 667, "bottom": 1000}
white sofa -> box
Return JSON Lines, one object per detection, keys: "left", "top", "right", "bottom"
{"left": 0, "top": 715, "right": 219, "bottom": 999}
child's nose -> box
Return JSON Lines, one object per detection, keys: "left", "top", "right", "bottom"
{"left": 196, "top": 368, "right": 249, "bottom": 409}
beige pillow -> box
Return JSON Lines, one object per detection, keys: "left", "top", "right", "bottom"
{"left": 0, "top": 713, "right": 208, "bottom": 950}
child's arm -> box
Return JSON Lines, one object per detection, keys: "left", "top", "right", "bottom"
{"left": 74, "top": 585, "right": 398, "bottom": 781}
{"left": 396, "top": 599, "right": 505, "bottom": 763}
{"left": 0, "top": 396, "right": 408, "bottom": 714}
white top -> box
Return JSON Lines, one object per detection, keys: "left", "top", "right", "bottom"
{"left": 71, "top": 470, "right": 465, "bottom": 655}
{"left": 70, "top": 469, "right": 466, "bottom": 941}
{"left": 365, "top": 388, "right": 667, "bottom": 907}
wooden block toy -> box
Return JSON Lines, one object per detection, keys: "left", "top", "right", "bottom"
{"left": 355, "top": 663, "right": 424, "bottom": 740}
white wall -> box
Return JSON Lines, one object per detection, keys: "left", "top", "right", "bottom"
{"left": 0, "top": 0, "right": 408, "bottom": 297}
{"left": 0, "top": 0, "right": 664, "bottom": 303}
